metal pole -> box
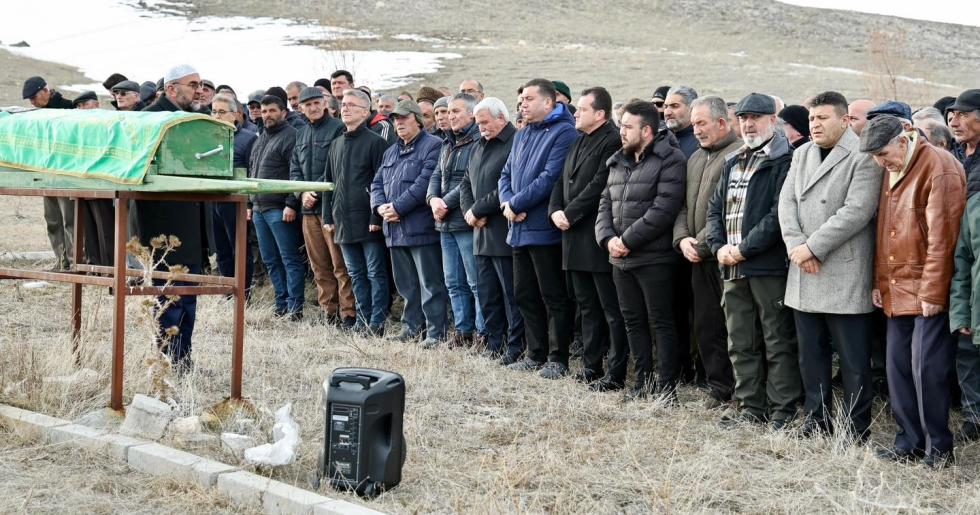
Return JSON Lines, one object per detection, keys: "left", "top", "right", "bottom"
{"left": 71, "top": 198, "right": 86, "bottom": 364}
{"left": 231, "top": 198, "right": 246, "bottom": 399}
{"left": 110, "top": 197, "right": 128, "bottom": 411}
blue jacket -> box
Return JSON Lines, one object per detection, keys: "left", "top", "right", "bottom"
{"left": 498, "top": 103, "right": 577, "bottom": 247}
{"left": 370, "top": 130, "right": 443, "bottom": 247}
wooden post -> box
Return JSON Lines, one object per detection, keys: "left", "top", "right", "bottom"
{"left": 110, "top": 196, "right": 128, "bottom": 411}
{"left": 231, "top": 198, "right": 247, "bottom": 399}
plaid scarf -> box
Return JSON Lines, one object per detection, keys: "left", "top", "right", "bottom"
{"left": 722, "top": 136, "right": 773, "bottom": 280}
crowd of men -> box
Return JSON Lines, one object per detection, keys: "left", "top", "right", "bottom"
{"left": 18, "top": 65, "right": 980, "bottom": 469}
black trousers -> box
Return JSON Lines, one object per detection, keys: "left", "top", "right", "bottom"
{"left": 794, "top": 310, "right": 873, "bottom": 436}
{"left": 569, "top": 270, "right": 629, "bottom": 381}
{"left": 691, "top": 262, "right": 735, "bottom": 401}
{"left": 81, "top": 199, "right": 115, "bottom": 266}
{"left": 887, "top": 314, "right": 956, "bottom": 455}
{"left": 513, "top": 245, "right": 574, "bottom": 365}
{"left": 612, "top": 263, "right": 680, "bottom": 387}
{"left": 476, "top": 255, "right": 524, "bottom": 359}
{"left": 673, "top": 261, "right": 696, "bottom": 380}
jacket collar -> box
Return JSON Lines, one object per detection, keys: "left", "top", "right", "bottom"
{"left": 703, "top": 130, "right": 738, "bottom": 153}
{"left": 447, "top": 121, "right": 480, "bottom": 146}
{"left": 609, "top": 130, "right": 674, "bottom": 168}
{"left": 527, "top": 102, "right": 574, "bottom": 130}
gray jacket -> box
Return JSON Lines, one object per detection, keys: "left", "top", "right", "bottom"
{"left": 778, "top": 128, "right": 883, "bottom": 314}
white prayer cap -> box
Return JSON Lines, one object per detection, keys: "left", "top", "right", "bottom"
{"left": 163, "top": 64, "right": 199, "bottom": 84}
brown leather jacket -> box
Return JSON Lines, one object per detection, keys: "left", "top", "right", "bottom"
{"left": 875, "top": 137, "right": 966, "bottom": 316}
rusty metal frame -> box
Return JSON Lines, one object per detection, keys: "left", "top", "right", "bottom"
{"left": 0, "top": 188, "right": 249, "bottom": 410}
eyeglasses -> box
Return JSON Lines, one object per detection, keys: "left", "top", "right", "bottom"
{"left": 340, "top": 103, "right": 368, "bottom": 110}
{"left": 211, "top": 110, "right": 232, "bottom": 116}
{"left": 173, "top": 81, "right": 203, "bottom": 90}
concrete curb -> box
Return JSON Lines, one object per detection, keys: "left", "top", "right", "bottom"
{"left": 0, "top": 403, "right": 385, "bottom": 515}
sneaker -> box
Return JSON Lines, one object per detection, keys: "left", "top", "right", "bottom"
{"left": 538, "top": 361, "right": 568, "bottom": 380}
{"left": 420, "top": 337, "right": 443, "bottom": 349}
{"left": 507, "top": 357, "right": 543, "bottom": 371}
{"left": 875, "top": 446, "right": 924, "bottom": 463}
{"left": 923, "top": 450, "right": 955, "bottom": 469}
{"left": 589, "top": 377, "right": 624, "bottom": 392}
{"left": 574, "top": 368, "right": 603, "bottom": 384}
{"left": 498, "top": 353, "right": 521, "bottom": 367}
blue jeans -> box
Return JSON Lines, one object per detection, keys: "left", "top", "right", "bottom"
{"left": 252, "top": 208, "right": 305, "bottom": 314}
{"left": 340, "top": 239, "right": 389, "bottom": 329}
{"left": 212, "top": 202, "right": 253, "bottom": 294}
{"left": 390, "top": 244, "right": 448, "bottom": 340}
{"left": 156, "top": 264, "right": 201, "bottom": 369}
{"left": 440, "top": 231, "right": 484, "bottom": 334}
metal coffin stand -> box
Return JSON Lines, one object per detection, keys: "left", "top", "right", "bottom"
{"left": 0, "top": 187, "right": 249, "bottom": 411}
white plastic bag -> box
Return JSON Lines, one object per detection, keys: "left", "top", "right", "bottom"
{"left": 243, "top": 403, "right": 301, "bottom": 467}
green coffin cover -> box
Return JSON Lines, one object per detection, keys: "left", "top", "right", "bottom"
{"left": 0, "top": 109, "right": 230, "bottom": 185}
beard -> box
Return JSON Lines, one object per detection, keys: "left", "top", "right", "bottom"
{"left": 743, "top": 128, "right": 774, "bottom": 149}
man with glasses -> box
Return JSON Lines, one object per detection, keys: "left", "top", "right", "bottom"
{"left": 111, "top": 80, "right": 146, "bottom": 112}
{"left": 458, "top": 79, "right": 485, "bottom": 102}
{"left": 138, "top": 64, "right": 208, "bottom": 373}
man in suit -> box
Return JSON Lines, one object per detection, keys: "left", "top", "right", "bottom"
{"left": 549, "top": 86, "right": 626, "bottom": 389}
{"left": 778, "top": 91, "right": 883, "bottom": 440}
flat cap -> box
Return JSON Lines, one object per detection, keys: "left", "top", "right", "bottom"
{"left": 201, "top": 79, "right": 215, "bottom": 91}
{"left": 72, "top": 90, "right": 98, "bottom": 106}
{"left": 735, "top": 92, "right": 776, "bottom": 116}
{"left": 247, "top": 90, "right": 265, "bottom": 104}
{"left": 390, "top": 99, "right": 423, "bottom": 126}
{"left": 163, "top": 64, "right": 198, "bottom": 84}
{"left": 102, "top": 73, "right": 128, "bottom": 92}
{"left": 859, "top": 115, "right": 904, "bottom": 153}
{"left": 866, "top": 101, "right": 912, "bottom": 122}
{"left": 22, "top": 76, "right": 46, "bottom": 99}
{"left": 298, "top": 86, "right": 324, "bottom": 103}
{"left": 111, "top": 80, "right": 141, "bottom": 93}
{"left": 552, "top": 80, "right": 571, "bottom": 100}
{"left": 140, "top": 81, "right": 158, "bottom": 103}
{"left": 947, "top": 89, "right": 980, "bottom": 114}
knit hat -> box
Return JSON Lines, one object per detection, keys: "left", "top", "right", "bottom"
{"left": 264, "top": 86, "right": 288, "bottom": 106}
{"left": 652, "top": 85, "right": 671, "bottom": 102}
{"left": 552, "top": 80, "right": 572, "bottom": 100}
{"left": 778, "top": 105, "right": 810, "bottom": 139}
{"left": 434, "top": 96, "right": 450, "bottom": 110}
{"left": 313, "top": 78, "right": 331, "bottom": 90}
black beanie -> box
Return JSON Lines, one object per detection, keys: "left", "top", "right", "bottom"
{"left": 103, "top": 73, "right": 128, "bottom": 91}
{"left": 779, "top": 105, "right": 810, "bottom": 139}
{"left": 313, "top": 78, "right": 331, "bottom": 90}
{"left": 265, "top": 86, "right": 288, "bottom": 106}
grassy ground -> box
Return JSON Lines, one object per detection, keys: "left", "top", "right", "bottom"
{"left": 5, "top": 201, "right": 980, "bottom": 513}
{"left": 0, "top": 427, "right": 259, "bottom": 514}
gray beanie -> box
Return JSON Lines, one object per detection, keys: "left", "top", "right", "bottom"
{"left": 434, "top": 96, "right": 450, "bottom": 109}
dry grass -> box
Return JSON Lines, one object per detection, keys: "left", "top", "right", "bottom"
{"left": 0, "top": 427, "right": 259, "bottom": 514}
{"left": 5, "top": 206, "right": 980, "bottom": 513}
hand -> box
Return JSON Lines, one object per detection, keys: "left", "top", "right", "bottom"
{"left": 679, "top": 237, "right": 701, "bottom": 263}
{"left": 872, "top": 289, "right": 882, "bottom": 308}
{"left": 960, "top": 327, "right": 973, "bottom": 336}
{"left": 514, "top": 212, "right": 527, "bottom": 222}
{"left": 502, "top": 202, "right": 517, "bottom": 221}
{"left": 282, "top": 207, "right": 296, "bottom": 222}
{"left": 550, "top": 210, "right": 570, "bottom": 231}
{"left": 474, "top": 217, "right": 488, "bottom": 228}
{"left": 606, "top": 237, "right": 630, "bottom": 257}
{"left": 717, "top": 244, "right": 740, "bottom": 266}
{"left": 301, "top": 192, "right": 318, "bottom": 209}
{"left": 369, "top": 224, "right": 381, "bottom": 232}
{"left": 729, "top": 245, "right": 744, "bottom": 263}
{"left": 465, "top": 209, "right": 479, "bottom": 227}
{"left": 246, "top": 208, "right": 252, "bottom": 222}
{"left": 379, "top": 203, "right": 400, "bottom": 222}
{"left": 922, "top": 301, "right": 943, "bottom": 317}
{"left": 788, "top": 243, "right": 815, "bottom": 266}
{"left": 430, "top": 197, "right": 448, "bottom": 221}
{"left": 324, "top": 224, "right": 334, "bottom": 232}
{"left": 799, "top": 257, "right": 821, "bottom": 274}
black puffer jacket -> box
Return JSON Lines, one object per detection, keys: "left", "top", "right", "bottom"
{"left": 705, "top": 131, "right": 793, "bottom": 277}
{"left": 248, "top": 121, "right": 298, "bottom": 213}
{"left": 322, "top": 122, "right": 389, "bottom": 244}
{"left": 289, "top": 115, "right": 344, "bottom": 214}
{"left": 427, "top": 121, "right": 481, "bottom": 232}
{"left": 596, "top": 129, "right": 687, "bottom": 269}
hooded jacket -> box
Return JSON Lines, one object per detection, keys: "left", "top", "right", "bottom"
{"left": 323, "top": 121, "right": 389, "bottom": 244}
{"left": 427, "top": 121, "right": 482, "bottom": 232}
{"left": 595, "top": 129, "right": 687, "bottom": 269}
{"left": 370, "top": 130, "right": 443, "bottom": 247}
{"left": 460, "top": 123, "right": 517, "bottom": 257}
{"left": 705, "top": 131, "right": 794, "bottom": 277}
{"left": 498, "top": 102, "right": 577, "bottom": 247}
{"left": 288, "top": 114, "right": 344, "bottom": 215}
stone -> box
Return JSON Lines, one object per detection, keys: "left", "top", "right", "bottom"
{"left": 171, "top": 416, "right": 203, "bottom": 434}
{"left": 263, "top": 480, "right": 333, "bottom": 515}
{"left": 119, "top": 394, "right": 176, "bottom": 440}
{"left": 128, "top": 442, "right": 236, "bottom": 488}
{"left": 98, "top": 433, "right": 150, "bottom": 461}
{"left": 221, "top": 432, "right": 257, "bottom": 459}
{"left": 75, "top": 408, "right": 124, "bottom": 431}
{"left": 314, "top": 500, "right": 386, "bottom": 515}
{"left": 0, "top": 403, "right": 68, "bottom": 440}
{"left": 46, "top": 423, "right": 107, "bottom": 453}
{"left": 216, "top": 470, "right": 270, "bottom": 507}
